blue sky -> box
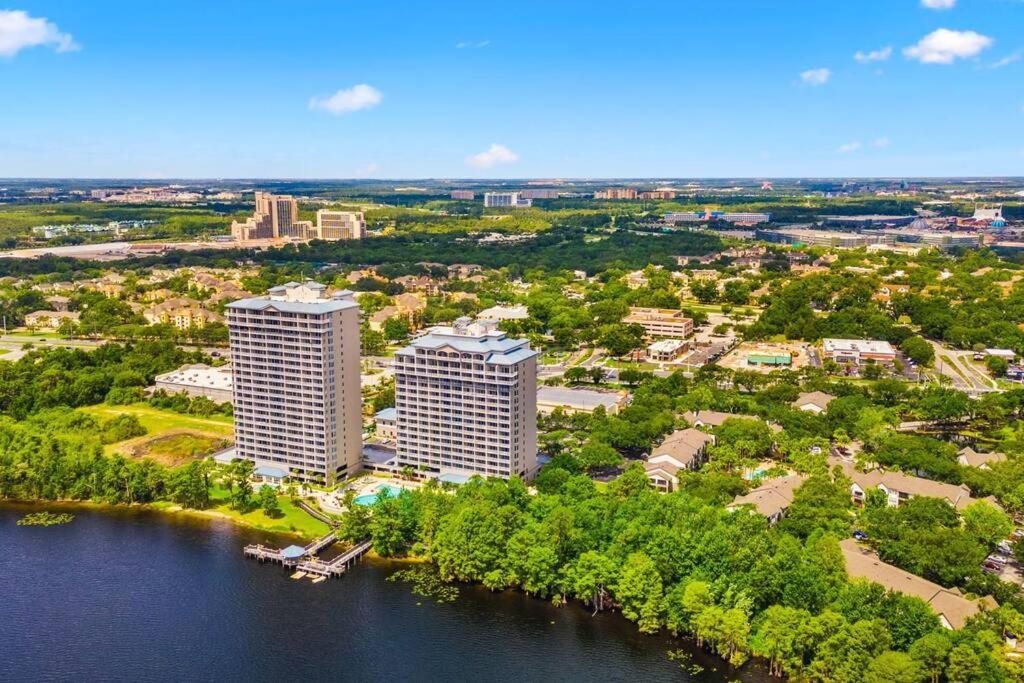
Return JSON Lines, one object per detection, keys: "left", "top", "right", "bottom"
{"left": 0, "top": 1, "right": 1022, "bottom": 178}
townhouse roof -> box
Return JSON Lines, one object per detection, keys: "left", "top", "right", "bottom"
{"left": 793, "top": 391, "right": 836, "bottom": 411}
{"left": 839, "top": 539, "right": 996, "bottom": 629}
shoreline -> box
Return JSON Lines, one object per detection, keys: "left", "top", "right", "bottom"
{"left": 1, "top": 497, "right": 315, "bottom": 542}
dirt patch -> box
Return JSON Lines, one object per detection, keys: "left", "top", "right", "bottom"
{"left": 121, "top": 429, "right": 232, "bottom": 467}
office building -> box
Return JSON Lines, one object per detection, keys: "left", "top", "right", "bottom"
{"left": 623, "top": 307, "right": 694, "bottom": 339}
{"left": 316, "top": 210, "right": 365, "bottom": 240}
{"left": 450, "top": 190, "right": 476, "bottom": 200}
{"left": 231, "top": 191, "right": 305, "bottom": 240}
{"left": 227, "top": 281, "right": 362, "bottom": 485}
{"left": 153, "top": 363, "right": 234, "bottom": 403}
{"left": 756, "top": 228, "right": 890, "bottom": 249}
{"left": 484, "top": 192, "right": 532, "bottom": 208}
{"left": 394, "top": 317, "right": 538, "bottom": 480}
{"left": 721, "top": 212, "right": 771, "bottom": 224}
{"left": 520, "top": 189, "right": 560, "bottom": 200}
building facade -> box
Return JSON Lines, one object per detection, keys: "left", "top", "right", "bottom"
{"left": 231, "top": 191, "right": 306, "bottom": 240}
{"left": 227, "top": 281, "right": 362, "bottom": 484}
{"left": 315, "top": 210, "right": 365, "bottom": 240}
{"left": 623, "top": 307, "right": 694, "bottom": 339}
{"left": 483, "top": 192, "right": 532, "bottom": 208}
{"left": 394, "top": 318, "right": 538, "bottom": 480}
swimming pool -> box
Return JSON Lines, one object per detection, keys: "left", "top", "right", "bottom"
{"left": 743, "top": 468, "right": 768, "bottom": 481}
{"left": 353, "top": 484, "right": 405, "bottom": 506}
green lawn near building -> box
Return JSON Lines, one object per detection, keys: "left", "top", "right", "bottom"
{"left": 79, "top": 404, "right": 233, "bottom": 456}
{"left": 204, "top": 484, "right": 331, "bottom": 538}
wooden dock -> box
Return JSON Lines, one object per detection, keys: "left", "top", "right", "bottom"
{"left": 296, "top": 540, "right": 373, "bottom": 578}
{"left": 243, "top": 533, "right": 371, "bottom": 580}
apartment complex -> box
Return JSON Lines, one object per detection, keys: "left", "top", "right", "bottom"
{"left": 316, "top": 210, "right": 365, "bottom": 240}
{"left": 623, "top": 307, "right": 694, "bottom": 339}
{"left": 596, "top": 187, "right": 638, "bottom": 200}
{"left": 483, "top": 192, "right": 532, "bottom": 208}
{"left": 394, "top": 318, "right": 538, "bottom": 480}
{"left": 450, "top": 190, "right": 475, "bottom": 200}
{"left": 227, "top": 281, "right": 362, "bottom": 484}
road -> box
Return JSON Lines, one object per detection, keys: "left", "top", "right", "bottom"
{"left": 928, "top": 341, "right": 997, "bottom": 394}
{"left": 0, "top": 335, "right": 227, "bottom": 362}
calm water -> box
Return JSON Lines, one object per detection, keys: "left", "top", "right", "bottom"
{"left": 0, "top": 503, "right": 769, "bottom": 682}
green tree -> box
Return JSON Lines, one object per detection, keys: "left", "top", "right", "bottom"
{"left": 255, "top": 485, "right": 281, "bottom": 517}
{"left": 962, "top": 501, "right": 1013, "bottom": 548}
{"left": 864, "top": 651, "right": 926, "bottom": 683}
{"left": 615, "top": 552, "right": 663, "bottom": 633}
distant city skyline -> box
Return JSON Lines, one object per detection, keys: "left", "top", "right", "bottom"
{"left": 1, "top": 1, "right": 1022, "bottom": 178}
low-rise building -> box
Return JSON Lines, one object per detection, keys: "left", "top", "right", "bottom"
{"left": 477, "top": 304, "right": 529, "bottom": 321}
{"left": 536, "top": 386, "right": 629, "bottom": 415}
{"left": 24, "top": 310, "right": 79, "bottom": 329}
{"left": 728, "top": 474, "right": 807, "bottom": 525}
{"left": 153, "top": 363, "right": 234, "bottom": 403}
{"left": 839, "top": 539, "right": 997, "bottom": 629}
{"left": 956, "top": 447, "right": 1007, "bottom": 470}
{"left": 792, "top": 391, "right": 835, "bottom": 414}
{"left": 145, "top": 298, "right": 223, "bottom": 329}
{"left": 822, "top": 338, "right": 896, "bottom": 365}
{"left": 746, "top": 352, "right": 792, "bottom": 368}
{"left": 835, "top": 460, "right": 978, "bottom": 510}
{"left": 374, "top": 407, "right": 398, "bottom": 440}
{"left": 647, "top": 339, "right": 688, "bottom": 362}
{"left": 623, "top": 307, "right": 694, "bottom": 339}
{"left": 644, "top": 428, "right": 716, "bottom": 491}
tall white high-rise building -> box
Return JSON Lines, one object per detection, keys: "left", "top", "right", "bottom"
{"left": 227, "top": 281, "right": 362, "bottom": 485}
{"left": 394, "top": 318, "right": 538, "bottom": 480}
{"left": 483, "top": 192, "right": 532, "bottom": 208}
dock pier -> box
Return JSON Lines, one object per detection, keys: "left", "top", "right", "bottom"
{"left": 243, "top": 533, "right": 371, "bottom": 580}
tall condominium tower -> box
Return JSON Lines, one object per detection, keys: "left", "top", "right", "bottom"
{"left": 227, "top": 281, "right": 362, "bottom": 485}
{"left": 394, "top": 318, "right": 538, "bottom": 480}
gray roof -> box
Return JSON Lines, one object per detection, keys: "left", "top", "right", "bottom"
{"left": 227, "top": 296, "right": 357, "bottom": 314}
{"left": 375, "top": 407, "right": 397, "bottom": 421}
{"left": 537, "top": 386, "right": 626, "bottom": 410}
{"left": 397, "top": 329, "right": 537, "bottom": 364}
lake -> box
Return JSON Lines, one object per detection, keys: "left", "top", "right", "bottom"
{"left": 0, "top": 503, "right": 770, "bottom": 682}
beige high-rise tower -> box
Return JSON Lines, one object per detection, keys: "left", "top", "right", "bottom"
{"left": 227, "top": 281, "right": 362, "bottom": 484}
{"left": 394, "top": 318, "right": 538, "bottom": 480}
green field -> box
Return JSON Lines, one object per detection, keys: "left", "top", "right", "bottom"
{"left": 79, "top": 403, "right": 233, "bottom": 456}
{"left": 206, "top": 485, "right": 331, "bottom": 537}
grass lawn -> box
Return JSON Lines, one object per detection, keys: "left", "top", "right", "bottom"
{"left": 205, "top": 484, "right": 331, "bottom": 538}
{"left": 79, "top": 404, "right": 233, "bottom": 456}
{"left": 606, "top": 359, "right": 658, "bottom": 371}
{"left": 80, "top": 403, "right": 232, "bottom": 435}
{"left": 6, "top": 331, "right": 63, "bottom": 339}
{"left": 124, "top": 431, "right": 230, "bottom": 467}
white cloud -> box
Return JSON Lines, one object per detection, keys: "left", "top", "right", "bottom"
{"left": 0, "top": 9, "right": 78, "bottom": 57}
{"left": 837, "top": 141, "right": 862, "bottom": 153}
{"left": 904, "top": 29, "right": 993, "bottom": 64}
{"left": 465, "top": 143, "right": 519, "bottom": 169}
{"left": 309, "top": 84, "right": 383, "bottom": 115}
{"left": 873, "top": 136, "right": 890, "bottom": 148}
{"left": 854, "top": 46, "right": 892, "bottom": 63}
{"left": 800, "top": 67, "right": 831, "bottom": 86}
{"left": 354, "top": 162, "right": 379, "bottom": 177}
{"left": 921, "top": 0, "right": 956, "bottom": 9}
{"left": 456, "top": 40, "right": 490, "bottom": 49}
{"left": 991, "top": 52, "right": 1021, "bottom": 69}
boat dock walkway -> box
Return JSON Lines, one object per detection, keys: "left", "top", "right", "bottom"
{"left": 243, "top": 533, "right": 371, "bottom": 580}
{"left": 296, "top": 539, "right": 373, "bottom": 578}
{"left": 243, "top": 531, "right": 338, "bottom": 565}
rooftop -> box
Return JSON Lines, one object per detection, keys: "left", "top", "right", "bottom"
{"left": 537, "top": 386, "right": 628, "bottom": 411}
{"left": 839, "top": 538, "right": 996, "bottom": 629}
{"left": 155, "top": 363, "right": 232, "bottom": 390}
{"left": 228, "top": 281, "right": 357, "bottom": 314}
